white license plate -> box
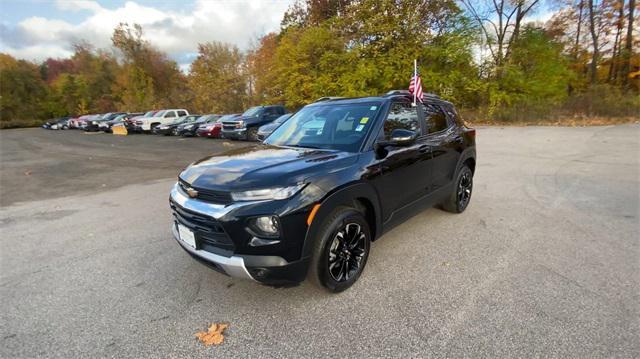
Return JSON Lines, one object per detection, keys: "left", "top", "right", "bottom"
{"left": 177, "top": 224, "right": 196, "bottom": 248}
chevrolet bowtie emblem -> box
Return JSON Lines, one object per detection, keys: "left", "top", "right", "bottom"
{"left": 186, "top": 187, "right": 198, "bottom": 198}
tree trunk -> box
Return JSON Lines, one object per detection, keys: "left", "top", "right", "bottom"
{"left": 588, "top": 0, "right": 600, "bottom": 84}
{"left": 609, "top": 0, "right": 625, "bottom": 83}
{"left": 622, "top": 0, "right": 635, "bottom": 88}
{"left": 574, "top": 0, "right": 585, "bottom": 60}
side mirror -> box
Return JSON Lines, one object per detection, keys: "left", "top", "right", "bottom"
{"left": 377, "top": 129, "right": 418, "bottom": 148}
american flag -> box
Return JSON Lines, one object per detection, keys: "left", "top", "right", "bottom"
{"left": 409, "top": 73, "right": 423, "bottom": 103}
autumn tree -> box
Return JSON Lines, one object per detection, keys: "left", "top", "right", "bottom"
{"left": 188, "top": 41, "right": 246, "bottom": 113}
{"left": 0, "top": 54, "right": 49, "bottom": 126}
{"left": 247, "top": 33, "right": 280, "bottom": 105}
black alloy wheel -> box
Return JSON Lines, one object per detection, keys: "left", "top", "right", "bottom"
{"left": 442, "top": 165, "right": 473, "bottom": 213}
{"left": 457, "top": 170, "right": 472, "bottom": 210}
{"left": 309, "top": 207, "right": 371, "bottom": 292}
{"left": 328, "top": 223, "right": 367, "bottom": 282}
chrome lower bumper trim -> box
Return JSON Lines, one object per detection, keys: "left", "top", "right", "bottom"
{"left": 172, "top": 224, "right": 255, "bottom": 281}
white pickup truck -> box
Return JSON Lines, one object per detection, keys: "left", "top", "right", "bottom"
{"left": 135, "top": 109, "right": 189, "bottom": 131}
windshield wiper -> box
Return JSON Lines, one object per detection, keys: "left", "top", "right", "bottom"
{"left": 286, "top": 144, "right": 322, "bottom": 150}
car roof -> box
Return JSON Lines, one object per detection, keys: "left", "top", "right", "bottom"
{"left": 307, "top": 91, "right": 454, "bottom": 108}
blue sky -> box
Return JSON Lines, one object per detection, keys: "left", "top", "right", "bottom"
{"left": 1, "top": 0, "right": 554, "bottom": 72}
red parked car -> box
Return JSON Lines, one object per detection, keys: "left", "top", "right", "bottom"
{"left": 197, "top": 114, "right": 239, "bottom": 138}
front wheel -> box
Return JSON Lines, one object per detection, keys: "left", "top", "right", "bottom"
{"left": 309, "top": 207, "right": 371, "bottom": 293}
{"left": 247, "top": 127, "right": 258, "bottom": 141}
{"left": 442, "top": 165, "right": 473, "bottom": 213}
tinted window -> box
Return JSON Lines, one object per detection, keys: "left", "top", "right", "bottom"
{"left": 424, "top": 104, "right": 449, "bottom": 134}
{"left": 265, "top": 103, "right": 381, "bottom": 152}
{"left": 177, "top": 110, "right": 187, "bottom": 117}
{"left": 164, "top": 111, "right": 176, "bottom": 118}
{"left": 382, "top": 102, "right": 420, "bottom": 140}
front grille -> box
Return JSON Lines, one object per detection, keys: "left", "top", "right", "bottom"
{"left": 178, "top": 179, "right": 233, "bottom": 205}
{"left": 170, "top": 200, "right": 235, "bottom": 256}
{"left": 222, "top": 121, "right": 240, "bottom": 130}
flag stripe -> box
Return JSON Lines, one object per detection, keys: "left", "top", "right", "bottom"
{"left": 409, "top": 74, "right": 423, "bottom": 102}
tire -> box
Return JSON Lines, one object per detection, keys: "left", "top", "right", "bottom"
{"left": 247, "top": 127, "right": 259, "bottom": 141}
{"left": 442, "top": 165, "right": 473, "bottom": 213}
{"left": 308, "top": 206, "right": 371, "bottom": 293}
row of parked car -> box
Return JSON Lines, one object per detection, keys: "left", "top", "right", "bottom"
{"left": 42, "top": 105, "right": 293, "bottom": 141}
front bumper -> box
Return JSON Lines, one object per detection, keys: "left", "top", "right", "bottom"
{"left": 169, "top": 183, "right": 312, "bottom": 285}
{"left": 153, "top": 127, "right": 173, "bottom": 135}
{"left": 221, "top": 128, "right": 246, "bottom": 140}
{"left": 172, "top": 224, "right": 255, "bottom": 280}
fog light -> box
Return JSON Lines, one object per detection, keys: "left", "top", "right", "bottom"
{"left": 251, "top": 216, "right": 280, "bottom": 237}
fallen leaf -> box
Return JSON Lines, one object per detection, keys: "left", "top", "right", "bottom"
{"left": 24, "top": 171, "right": 32, "bottom": 176}
{"left": 195, "top": 323, "right": 229, "bottom": 346}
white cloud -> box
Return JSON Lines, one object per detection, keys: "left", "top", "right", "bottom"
{"left": 1, "top": 0, "right": 293, "bottom": 66}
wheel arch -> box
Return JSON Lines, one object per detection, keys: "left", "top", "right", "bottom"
{"left": 301, "top": 182, "right": 382, "bottom": 259}
{"left": 456, "top": 147, "right": 476, "bottom": 175}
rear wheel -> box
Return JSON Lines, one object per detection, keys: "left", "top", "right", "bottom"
{"left": 309, "top": 207, "right": 371, "bottom": 293}
{"left": 442, "top": 165, "right": 473, "bottom": 213}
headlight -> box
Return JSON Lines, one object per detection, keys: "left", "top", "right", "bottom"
{"left": 91, "top": 121, "right": 97, "bottom": 125}
{"left": 250, "top": 215, "right": 280, "bottom": 237}
{"left": 231, "top": 183, "right": 305, "bottom": 201}
{"left": 185, "top": 125, "right": 193, "bottom": 129}
{"left": 235, "top": 121, "right": 244, "bottom": 129}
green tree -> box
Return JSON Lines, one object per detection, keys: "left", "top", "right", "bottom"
{"left": 487, "top": 26, "right": 574, "bottom": 119}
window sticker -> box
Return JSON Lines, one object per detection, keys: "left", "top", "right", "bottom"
{"left": 360, "top": 117, "right": 369, "bottom": 124}
{"left": 355, "top": 124, "right": 365, "bottom": 132}
{"left": 370, "top": 106, "right": 377, "bottom": 111}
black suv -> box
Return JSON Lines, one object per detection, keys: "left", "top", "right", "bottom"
{"left": 221, "top": 105, "right": 286, "bottom": 141}
{"left": 170, "top": 92, "right": 476, "bottom": 292}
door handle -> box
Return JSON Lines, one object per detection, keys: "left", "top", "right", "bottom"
{"left": 418, "top": 145, "right": 430, "bottom": 153}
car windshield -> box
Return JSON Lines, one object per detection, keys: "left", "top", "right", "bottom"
{"left": 274, "top": 114, "right": 292, "bottom": 124}
{"left": 264, "top": 103, "right": 381, "bottom": 152}
{"left": 218, "top": 114, "right": 238, "bottom": 122}
{"left": 168, "top": 117, "right": 186, "bottom": 125}
{"left": 143, "top": 111, "right": 155, "bottom": 117}
{"left": 242, "top": 107, "right": 262, "bottom": 117}
{"left": 181, "top": 116, "right": 199, "bottom": 124}
{"left": 195, "top": 115, "right": 212, "bottom": 123}
{"left": 154, "top": 110, "right": 166, "bottom": 117}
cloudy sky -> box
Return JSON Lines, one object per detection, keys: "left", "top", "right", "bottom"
{"left": 0, "top": 0, "right": 294, "bottom": 71}
{"left": 1, "top": 0, "right": 556, "bottom": 72}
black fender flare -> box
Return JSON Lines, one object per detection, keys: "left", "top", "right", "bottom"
{"left": 455, "top": 147, "right": 476, "bottom": 176}
{"left": 301, "top": 182, "right": 382, "bottom": 259}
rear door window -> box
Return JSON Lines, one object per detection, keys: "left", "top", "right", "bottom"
{"left": 423, "top": 104, "right": 450, "bottom": 134}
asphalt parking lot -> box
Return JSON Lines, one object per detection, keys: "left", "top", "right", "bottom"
{"left": 1, "top": 126, "right": 638, "bottom": 357}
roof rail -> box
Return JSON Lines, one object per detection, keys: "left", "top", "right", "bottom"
{"left": 384, "top": 90, "right": 411, "bottom": 97}
{"left": 314, "top": 96, "right": 345, "bottom": 102}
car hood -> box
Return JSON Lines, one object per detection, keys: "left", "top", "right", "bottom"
{"left": 258, "top": 122, "right": 279, "bottom": 133}
{"left": 179, "top": 145, "right": 358, "bottom": 191}
{"left": 142, "top": 116, "right": 162, "bottom": 122}
{"left": 230, "top": 115, "right": 258, "bottom": 123}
